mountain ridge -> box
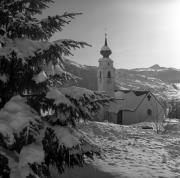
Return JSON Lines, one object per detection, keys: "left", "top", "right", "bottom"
{"left": 64, "top": 59, "right": 180, "bottom": 100}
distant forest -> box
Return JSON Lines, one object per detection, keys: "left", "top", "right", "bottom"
{"left": 168, "top": 99, "right": 180, "bottom": 119}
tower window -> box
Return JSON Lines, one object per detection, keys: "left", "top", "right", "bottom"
{"left": 107, "top": 71, "right": 111, "bottom": 78}
{"left": 99, "top": 71, "right": 101, "bottom": 79}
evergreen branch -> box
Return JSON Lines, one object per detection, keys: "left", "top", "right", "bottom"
{"left": 0, "top": 2, "right": 82, "bottom": 40}
{"left": 26, "top": 0, "right": 54, "bottom": 14}
{"left": 0, "top": 0, "right": 54, "bottom": 16}
{"left": 39, "top": 12, "right": 82, "bottom": 38}
{"left": 0, "top": 1, "right": 112, "bottom": 176}
{"left": 53, "top": 39, "right": 91, "bottom": 56}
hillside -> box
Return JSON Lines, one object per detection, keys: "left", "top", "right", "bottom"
{"left": 132, "top": 64, "right": 180, "bottom": 83}
{"left": 64, "top": 59, "right": 180, "bottom": 100}
{"left": 115, "top": 69, "right": 179, "bottom": 100}
{"left": 64, "top": 58, "right": 98, "bottom": 90}
{"left": 53, "top": 121, "right": 180, "bottom": 178}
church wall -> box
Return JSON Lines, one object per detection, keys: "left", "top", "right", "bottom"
{"left": 122, "top": 111, "right": 138, "bottom": 125}
{"left": 122, "top": 94, "right": 165, "bottom": 125}
{"left": 136, "top": 94, "right": 165, "bottom": 123}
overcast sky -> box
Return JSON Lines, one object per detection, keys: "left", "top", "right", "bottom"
{"left": 43, "top": 0, "right": 180, "bottom": 69}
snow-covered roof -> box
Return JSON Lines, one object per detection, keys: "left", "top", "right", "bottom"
{"left": 108, "top": 99, "right": 124, "bottom": 113}
{"left": 108, "top": 90, "right": 150, "bottom": 113}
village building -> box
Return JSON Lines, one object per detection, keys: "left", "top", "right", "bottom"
{"left": 97, "top": 34, "right": 165, "bottom": 125}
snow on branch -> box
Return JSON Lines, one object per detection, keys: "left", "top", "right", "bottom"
{"left": 42, "top": 125, "right": 100, "bottom": 172}
{"left": 49, "top": 126, "right": 100, "bottom": 154}
{"left": 60, "top": 86, "right": 112, "bottom": 108}
{"left": 0, "top": 74, "right": 8, "bottom": 83}
{"left": 60, "top": 86, "right": 95, "bottom": 100}
{"left": 46, "top": 88, "right": 72, "bottom": 106}
{"left": 42, "top": 61, "right": 75, "bottom": 85}
{"left": 0, "top": 0, "right": 112, "bottom": 177}
{"left": 53, "top": 39, "right": 91, "bottom": 56}
{"left": 49, "top": 86, "right": 111, "bottom": 112}
{"left": 52, "top": 126, "right": 81, "bottom": 148}
{"left": 25, "top": 86, "right": 111, "bottom": 127}
{"left": 19, "top": 143, "right": 45, "bottom": 178}
{"left": 0, "top": 96, "right": 41, "bottom": 147}
{"left": 43, "top": 87, "right": 111, "bottom": 125}
{"left": 32, "top": 71, "right": 48, "bottom": 84}
{"left": 0, "top": 38, "right": 90, "bottom": 63}
{"left": 0, "top": 38, "right": 50, "bottom": 61}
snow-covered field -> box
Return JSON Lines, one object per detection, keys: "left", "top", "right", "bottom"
{"left": 56, "top": 121, "right": 180, "bottom": 178}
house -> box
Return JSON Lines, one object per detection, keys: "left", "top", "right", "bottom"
{"left": 97, "top": 34, "right": 165, "bottom": 125}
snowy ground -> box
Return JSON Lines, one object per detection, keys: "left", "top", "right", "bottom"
{"left": 54, "top": 121, "right": 180, "bottom": 178}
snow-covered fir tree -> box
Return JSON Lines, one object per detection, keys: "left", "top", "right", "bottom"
{"left": 0, "top": 1, "right": 111, "bottom": 177}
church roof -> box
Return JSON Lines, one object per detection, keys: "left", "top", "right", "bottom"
{"left": 101, "top": 45, "right": 111, "bottom": 52}
{"left": 108, "top": 90, "right": 151, "bottom": 113}
{"left": 116, "top": 90, "right": 149, "bottom": 97}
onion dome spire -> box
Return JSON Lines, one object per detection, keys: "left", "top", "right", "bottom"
{"left": 100, "top": 33, "right": 112, "bottom": 58}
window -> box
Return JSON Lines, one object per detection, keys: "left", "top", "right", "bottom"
{"left": 147, "top": 109, "right": 152, "bottom": 116}
{"left": 99, "top": 71, "right": 101, "bottom": 79}
{"left": 107, "top": 71, "right": 111, "bottom": 78}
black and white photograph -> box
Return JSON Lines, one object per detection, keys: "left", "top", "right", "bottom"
{"left": 1, "top": 0, "right": 180, "bottom": 178}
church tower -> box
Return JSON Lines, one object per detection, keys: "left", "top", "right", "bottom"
{"left": 97, "top": 34, "right": 115, "bottom": 97}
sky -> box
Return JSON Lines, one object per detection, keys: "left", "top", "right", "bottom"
{"left": 43, "top": 0, "right": 180, "bottom": 69}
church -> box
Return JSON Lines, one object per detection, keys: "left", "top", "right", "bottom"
{"left": 97, "top": 34, "right": 165, "bottom": 125}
